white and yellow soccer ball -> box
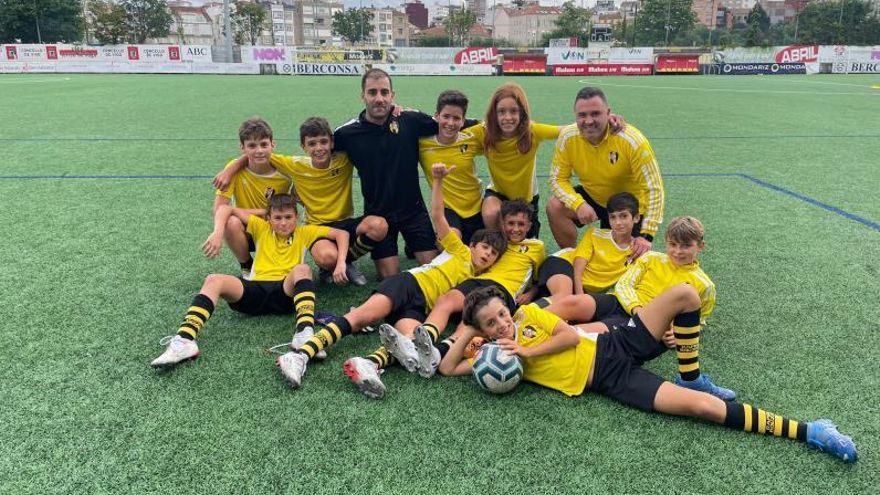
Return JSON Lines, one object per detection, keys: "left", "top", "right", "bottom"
{"left": 471, "top": 343, "right": 522, "bottom": 394}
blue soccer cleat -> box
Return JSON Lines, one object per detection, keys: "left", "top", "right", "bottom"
{"left": 674, "top": 373, "right": 737, "bottom": 401}
{"left": 807, "top": 419, "right": 857, "bottom": 463}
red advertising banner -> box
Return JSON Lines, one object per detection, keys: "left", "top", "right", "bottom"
{"left": 655, "top": 55, "right": 699, "bottom": 73}
{"left": 502, "top": 55, "right": 546, "bottom": 74}
{"left": 553, "top": 63, "right": 653, "bottom": 76}
{"left": 774, "top": 45, "right": 818, "bottom": 63}
{"left": 454, "top": 47, "right": 498, "bottom": 64}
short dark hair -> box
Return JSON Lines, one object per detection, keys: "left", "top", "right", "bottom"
{"left": 500, "top": 199, "right": 534, "bottom": 221}
{"left": 462, "top": 286, "right": 507, "bottom": 330}
{"left": 436, "top": 89, "right": 468, "bottom": 115}
{"left": 299, "top": 117, "right": 332, "bottom": 144}
{"left": 606, "top": 192, "right": 639, "bottom": 217}
{"left": 267, "top": 193, "right": 298, "bottom": 215}
{"left": 469, "top": 229, "right": 506, "bottom": 255}
{"left": 239, "top": 117, "right": 273, "bottom": 144}
{"left": 361, "top": 68, "right": 392, "bottom": 91}
{"left": 574, "top": 87, "right": 608, "bottom": 106}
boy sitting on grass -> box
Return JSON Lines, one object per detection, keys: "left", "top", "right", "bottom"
{"left": 440, "top": 286, "right": 857, "bottom": 464}
{"left": 213, "top": 117, "right": 387, "bottom": 286}
{"left": 536, "top": 192, "right": 640, "bottom": 298}
{"left": 151, "top": 194, "right": 348, "bottom": 369}
{"left": 274, "top": 164, "right": 506, "bottom": 397}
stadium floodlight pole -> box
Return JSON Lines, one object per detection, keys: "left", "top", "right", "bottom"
{"left": 223, "top": 0, "right": 233, "bottom": 63}
{"left": 664, "top": 0, "right": 672, "bottom": 46}
{"left": 33, "top": 0, "right": 43, "bottom": 44}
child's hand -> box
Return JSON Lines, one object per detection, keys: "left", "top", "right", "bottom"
{"left": 431, "top": 163, "right": 455, "bottom": 180}
{"left": 662, "top": 326, "right": 676, "bottom": 349}
{"left": 463, "top": 336, "right": 486, "bottom": 359}
{"left": 202, "top": 232, "right": 223, "bottom": 258}
{"left": 332, "top": 264, "right": 349, "bottom": 285}
{"left": 627, "top": 236, "right": 652, "bottom": 263}
{"left": 495, "top": 338, "right": 529, "bottom": 357}
{"left": 609, "top": 113, "right": 627, "bottom": 134}
{"left": 212, "top": 169, "right": 234, "bottom": 191}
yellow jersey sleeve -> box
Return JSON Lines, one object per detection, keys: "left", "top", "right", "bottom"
{"left": 532, "top": 122, "right": 561, "bottom": 141}
{"left": 215, "top": 159, "right": 240, "bottom": 200}
{"left": 516, "top": 304, "right": 594, "bottom": 397}
{"left": 573, "top": 225, "right": 597, "bottom": 261}
{"left": 624, "top": 131, "right": 664, "bottom": 237}
{"left": 216, "top": 159, "right": 293, "bottom": 210}
{"left": 409, "top": 232, "right": 474, "bottom": 310}
{"left": 612, "top": 252, "right": 654, "bottom": 314}
{"left": 548, "top": 124, "right": 585, "bottom": 211}
{"left": 268, "top": 153, "right": 296, "bottom": 176}
{"left": 279, "top": 153, "right": 355, "bottom": 225}
{"left": 479, "top": 239, "right": 545, "bottom": 298}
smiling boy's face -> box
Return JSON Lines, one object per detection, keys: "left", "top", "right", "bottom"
{"left": 241, "top": 137, "right": 275, "bottom": 167}
{"left": 302, "top": 134, "right": 332, "bottom": 167}
{"left": 501, "top": 212, "right": 531, "bottom": 243}
{"left": 475, "top": 298, "right": 515, "bottom": 341}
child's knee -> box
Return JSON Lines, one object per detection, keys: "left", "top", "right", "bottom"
{"left": 670, "top": 283, "right": 700, "bottom": 306}
{"left": 362, "top": 215, "right": 388, "bottom": 238}
{"left": 225, "top": 215, "right": 244, "bottom": 230}
{"left": 312, "top": 246, "right": 337, "bottom": 267}
{"left": 292, "top": 263, "right": 312, "bottom": 280}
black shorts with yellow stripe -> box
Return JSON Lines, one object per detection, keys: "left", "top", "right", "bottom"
{"left": 537, "top": 254, "right": 574, "bottom": 296}
{"left": 590, "top": 315, "right": 668, "bottom": 411}
{"left": 228, "top": 278, "right": 294, "bottom": 315}
{"left": 374, "top": 272, "right": 428, "bottom": 324}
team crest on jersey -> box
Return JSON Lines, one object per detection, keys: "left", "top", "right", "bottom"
{"left": 518, "top": 245, "right": 528, "bottom": 253}
{"left": 522, "top": 325, "right": 537, "bottom": 339}
{"left": 459, "top": 144, "right": 468, "bottom": 153}
{"left": 609, "top": 151, "right": 619, "bottom": 164}
{"left": 389, "top": 119, "right": 399, "bottom": 134}
{"left": 265, "top": 187, "right": 276, "bottom": 200}
{"left": 330, "top": 168, "right": 340, "bottom": 177}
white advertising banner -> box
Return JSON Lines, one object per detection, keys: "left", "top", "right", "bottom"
{"left": 389, "top": 47, "right": 461, "bottom": 64}
{"left": 240, "top": 45, "right": 291, "bottom": 64}
{"left": 193, "top": 63, "right": 261, "bottom": 74}
{"left": 1, "top": 44, "right": 49, "bottom": 61}
{"left": 545, "top": 47, "right": 588, "bottom": 66}
{"left": 290, "top": 63, "right": 363, "bottom": 75}
{"left": 0, "top": 44, "right": 211, "bottom": 63}
{"left": 373, "top": 63, "right": 494, "bottom": 76}
{"left": 713, "top": 45, "right": 819, "bottom": 64}
{"left": 0, "top": 61, "right": 56, "bottom": 73}
{"left": 609, "top": 47, "right": 654, "bottom": 63}
{"left": 585, "top": 42, "right": 612, "bottom": 62}
{"left": 820, "top": 45, "right": 880, "bottom": 72}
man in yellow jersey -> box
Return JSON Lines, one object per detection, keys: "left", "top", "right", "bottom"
{"left": 436, "top": 286, "right": 857, "bottom": 464}
{"left": 418, "top": 90, "right": 485, "bottom": 243}
{"left": 151, "top": 194, "right": 349, "bottom": 369}
{"left": 545, "top": 216, "right": 733, "bottom": 401}
{"left": 537, "top": 192, "right": 639, "bottom": 298}
{"left": 547, "top": 87, "right": 665, "bottom": 260}
{"left": 274, "top": 164, "right": 506, "bottom": 395}
{"left": 213, "top": 117, "right": 388, "bottom": 286}
{"left": 206, "top": 118, "right": 294, "bottom": 277}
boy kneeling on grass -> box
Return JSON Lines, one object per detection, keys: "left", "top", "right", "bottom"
{"left": 151, "top": 194, "right": 349, "bottom": 369}
{"left": 440, "top": 285, "right": 857, "bottom": 463}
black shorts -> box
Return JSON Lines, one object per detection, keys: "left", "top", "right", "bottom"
{"left": 323, "top": 217, "right": 361, "bottom": 240}
{"left": 537, "top": 253, "right": 574, "bottom": 294}
{"left": 444, "top": 208, "right": 485, "bottom": 245}
{"left": 588, "top": 293, "right": 630, "bottom": 328}
{"left": 372, "top": 205, "right": 437, "bottom": 260}
{"left": 374, "top": 272, "right": 428, "bottom": 324}
{"left": 573, "top": 185, "right": 643, "bottom": 237}
{"left": 247, "top": 234, "right": 255, "bottom": 252}
{"left": 484, "top": 189, "right": 541, "bottom": 239}
{"left": 227, "top": 279, "right": 294, "bottom": 315}
{"left": 455, "top": 279, "right": 516, "bottom": 313}
{"left": 590, "top": 315, "right": 668, "bottom": 411}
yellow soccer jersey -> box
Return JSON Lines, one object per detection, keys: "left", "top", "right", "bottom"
{"left": 477, "top": 238, "right": 545, "bottom": 298}
{"left": 419, "top": 131, "right": 484, "bottom": 218}
{"left": 574, "top": 226, "right": 633, "bottom": 293}
{"left": 215, "top": 159, "right": 293, "bottom": 209}
{"left": 246, "top": 217, "right": 330, "bottom": 282}
{"left": 549, "top": 123, "right": 665, "bottom": 237}
{"left": 548, "top": 247, "right": 576, "bottom": 263}
{"left": 613, "top": 251, "right": 716, "bottom": 323}
{"left": 270, "top": 152, "right": 354, "bottom": 225}
{"left": 515, "top": 303, "right": 596, "bottom": 397}
{"left": 409, "top": 231, "right": 474, "bottom": 311}
{"left": 470, "top": 122, "right": 559, "bottom": 201}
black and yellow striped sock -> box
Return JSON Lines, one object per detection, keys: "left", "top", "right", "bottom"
{"left": 673, "top": 309, "right": 702, "bottom": 381}
{"left": 176, "top": 294, "right": 215, "bottom": 341}
{"left": 365, "top": 346, "right": 396, "bottom": 369}
{"left": 724, "top": 402, "right": 807, "bottom": 441}
{"left": 348, "top": 233, "right": 381, "bottom": 261}
{"left": 421, "top": 323, "right": 441, "bottom": 343}
{"left": 437, "top": 337, "right": 456, "bottom": 359}
{"left": 293, "top": 279, "right": 316, "bottom": 332}
{"left": 299, "top": 317, "right": 352, "bottom": 360}
{"left": 534, "top": 296, "right": 553, "bottom": 309}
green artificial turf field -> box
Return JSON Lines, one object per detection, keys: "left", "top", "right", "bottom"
{"left": 1, "top": 73, "right": 877, "bottom": 494}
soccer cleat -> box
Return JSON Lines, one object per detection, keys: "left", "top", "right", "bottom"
{"left": 342, "top": 357, "right": 386, "bottom": 399}
{"left": 277, "top": 352, "right": 307, "bottom": 388}
{"left": 674, "top": 373, "right": 737, "bottom": 401}
{"left": 345, "top": 262, "right": 368, "bottom": 286}
{"left": 290, "top": 326, "right": 326, "bottom": 360}
{"left": 318, "top": 268, "right": 334, "bottom": 285}
{"left": 413, "top": 325, "right": 441, "bottom": 379}
{"left": 151, "top": 335, "right": 199, "bottom": 368}
{"left": 378, "top": 323, "right": 419, "bottom": 373}
{"left": 807, "top": 419, "right": 857, "bottom": 463}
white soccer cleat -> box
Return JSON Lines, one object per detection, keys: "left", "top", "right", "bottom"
{"left": 413, "top": 325, "right": 441, "bottom": 379}
{"left": 277, "top": 351, "right": 307, "bottom": 388}
{"left": 151, "top": 335, "right": 199, "bottom": 368}
{"left": 290, "top": 326, "right": 326, "bottom": 360}
{"left": 378, "top": 323, "right": 419, "bottom": 373}
{"left": 345, "top": 263, "right": 368, "bottom": 286}
{"left": 342, "top": 357, "right": 386, "bottom": 399}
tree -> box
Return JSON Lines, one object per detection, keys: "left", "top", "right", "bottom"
{"left": 540, "top": 1, "right": 591, "bottom": 47}
{"left": 511, "top": 0, "right": 526, "bottom": 8}
{"left": 121, "top": 0, "right": 172, "bottom": 43}
{"left": 633, "top": 0, "right": 696, "bottom": 46}
{"left": 444, "top": 8, "right": 476, "bottom": 46}
{"left": 331, "top": 8, "right": 372, "bottom": 45}
{"left": 231, "top": 1, "right": 266, "bottom": 45}
{"left": 90, "top": 0, "right": 128, "bottom": 44}
{"left": 744, "top": 2, "right": 770, "bottom": 46}
{"left": 0, "top": 0, "right": 83, "bottom": 43}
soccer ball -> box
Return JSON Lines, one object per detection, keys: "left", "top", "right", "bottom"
{"left": 471, "top": 343, "right": 522, "bottom": 394}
